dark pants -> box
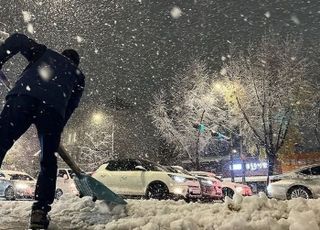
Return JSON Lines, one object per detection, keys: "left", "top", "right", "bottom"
{"left": 0, "top": 95, "right": 64, "bottom": 212}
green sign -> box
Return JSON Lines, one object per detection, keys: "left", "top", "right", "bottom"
{"left": 198, "top": 123, "right": 206, "bottom": 133}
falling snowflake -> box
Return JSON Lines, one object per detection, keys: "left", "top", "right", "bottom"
{"left": 170, "top": 6, "right": 182, "bottom": 19}
{"left": 291, "top": 15, "right": 300, "bottom": 25}
{"left": 27, "top": 23, "right": 34, "bottom": 34}
{"left": 22, "top": 11, "right": 32, "bottom": 23}
{"left": 220, "top": 68, "right": 227, "bottom": 76}
{"left": 26, "top": 85, "right": 31, "bottom": 91}
{"left": 76, "top": 36, "right": 84, "bottom": 43}
{"left": 38, "top": 64, "right": 53, "bottom": 81}
{"left": 264, "top": 12, "right": 271, "bottom": 18}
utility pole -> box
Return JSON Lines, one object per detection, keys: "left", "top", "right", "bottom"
{"left": 230, "top": 135, "right": 235, "bottom": 182}
{"left": 111, "top": 123, "right": 115, "bottom": 157}
{"left": 195, "top": 110, "right": 205, "bottom": 170}
{"left": 240, "top": 135, "right": 246, "bottom": 183}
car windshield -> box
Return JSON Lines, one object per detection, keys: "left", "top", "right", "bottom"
{"left": 9, "top": 174, "right": 33, "bottom": 181}
{"left": 195, "top": 172, "right": 223, "bottom": 181}
{"left": 139, "top": 160, "right": 166, "bottom": 171}
{"left": 163, "top": 166, "right": 177, "bottom": 173}
{"left": 175, "top": 168, "right": 193, "bottom": 176}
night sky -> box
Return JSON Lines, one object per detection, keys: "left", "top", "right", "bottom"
{"left": 0, "top": 0, "right": 319, "bottom": 158}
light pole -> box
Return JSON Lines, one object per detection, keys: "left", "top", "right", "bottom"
{"left": 231, "top": 148, "right": 237, "bottom": 182}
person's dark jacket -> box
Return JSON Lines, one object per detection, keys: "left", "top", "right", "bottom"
{"left": 0, "top": 33, "right": 85, "bottom": 122}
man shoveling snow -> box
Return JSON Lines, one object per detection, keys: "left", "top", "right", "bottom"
{"left": 0, "top": 33, "right": 85, "bottom": 229}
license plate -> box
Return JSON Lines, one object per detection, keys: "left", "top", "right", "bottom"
{"left": 189, "top": 188, "right": 201, "bottom": 195}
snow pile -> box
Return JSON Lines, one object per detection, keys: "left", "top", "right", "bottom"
{"left": 0, "top": 193, "right": 319, "bottom": 229}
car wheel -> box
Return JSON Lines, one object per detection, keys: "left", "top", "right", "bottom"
{"left": 5, "top": 186, "right": 15, "bottom": 200}
{"left": 146, "top": 182, "right": 169, "bottom": 200}
{"left": 287, "top": 186, "right": 312, "bottom": 199}
{"left": 55, "top": 189, "right": 63, "bottom": 199}
{"left": 222, "top": 187, "right": 234, "bottom": 199}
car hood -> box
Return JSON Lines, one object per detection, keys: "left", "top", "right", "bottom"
{"left": 167, "top": 173, "right": 197, "bottom": 180}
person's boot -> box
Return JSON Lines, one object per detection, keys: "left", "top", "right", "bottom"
{"left": 28, "top": 209, "right": 50, "bottom": 230}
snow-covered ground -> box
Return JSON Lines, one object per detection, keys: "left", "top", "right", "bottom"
{"left": 0, "top": 193, "right": 319, "bottom": 230}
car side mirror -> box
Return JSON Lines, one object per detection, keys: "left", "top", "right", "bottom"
{"left": 135, "top": 165, "right": 147, "bottom": 171}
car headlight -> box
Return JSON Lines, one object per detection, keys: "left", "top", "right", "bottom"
{"left": 235, "top": 186, "right": 243, "bottom": 193}
{"left": 15, "top": 183, "right": 28, "bottom": 190}
{"left": 168, "top": 174, "right": 187, "bottom": 183}
{"left": 200, "top": 179, "right": 213, "bottom": 186}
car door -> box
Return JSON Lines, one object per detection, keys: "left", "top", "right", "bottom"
{"left": 102, "top": 161, "right": 125, "bottom": 194}
{"left": 121, "top": 160, "right": 145, "bottom": 195}
{"left": 114, "top": 159, "right": 144, "bottom": 195}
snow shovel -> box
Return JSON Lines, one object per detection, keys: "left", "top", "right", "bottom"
{"left": 57, "top": 145, "right": 127, "bottom": 205}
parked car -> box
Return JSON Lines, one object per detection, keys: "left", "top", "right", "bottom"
{"left": 267, "top": 164, "right": 320, "bottom": 200}
{"left": 0, "top": 170, "right": 36, "bottom": 200}
{"left": 92, "top": 158, "right": 202, "bottom": 201}
{"left": 170, "top": 166, "right": 223, "bottom": 201}
{"left": 55, "top": 168, "right": 78, "bottom": 199}
{"left": 191, "top": 171, "right": 252, "bottom": 198}
{"left": 226, "top": 175, "right": 277, "bottom": 194}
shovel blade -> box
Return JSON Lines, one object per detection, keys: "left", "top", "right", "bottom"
{"left": 74, "top": 174, "right": 127, "bottom": 205}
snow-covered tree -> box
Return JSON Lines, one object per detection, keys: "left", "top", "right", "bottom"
{"left": 2, "top": 126, "right": 39, "bottom": 176}
{"left": 75, "top": 112, "right": 115, "bottom": 171}
{"left": 150, "top": 60, "right": 233, "bottom": 169}
{"left": 219, "top": 34, "right": 318, "bottom": 179}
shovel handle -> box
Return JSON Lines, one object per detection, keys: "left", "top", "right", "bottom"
{"left": 57, "top": 144, "right": 83, "bottom": 176}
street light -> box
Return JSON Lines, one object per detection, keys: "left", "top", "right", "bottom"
{"left": 92, "top": 112, "right": 105, "bottom": 125}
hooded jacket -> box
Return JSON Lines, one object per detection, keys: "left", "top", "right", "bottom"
{"left": 0, "top": 33, "right": 85, "bottom": 122}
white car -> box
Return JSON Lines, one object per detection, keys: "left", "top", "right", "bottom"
{"left": 0, "top": 170, "right": 36, "bottom": 200}
{"left": 170, "top": 166, "right": 224, "bottom": 201}
{"left": 191, "top": 171, "right": 252, "bottom": 198}
{"left": 55, "top": 168, "right": 78, "bottom": 199}
{"left": 267, "top": 164, "right": 320, "bottom": 200}
{"left": 92, "top": 159, "right": 202, "bottom": 201}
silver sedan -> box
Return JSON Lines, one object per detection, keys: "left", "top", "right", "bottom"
{"left": 267, "top": 164, "right": 320, "bottom": 200}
